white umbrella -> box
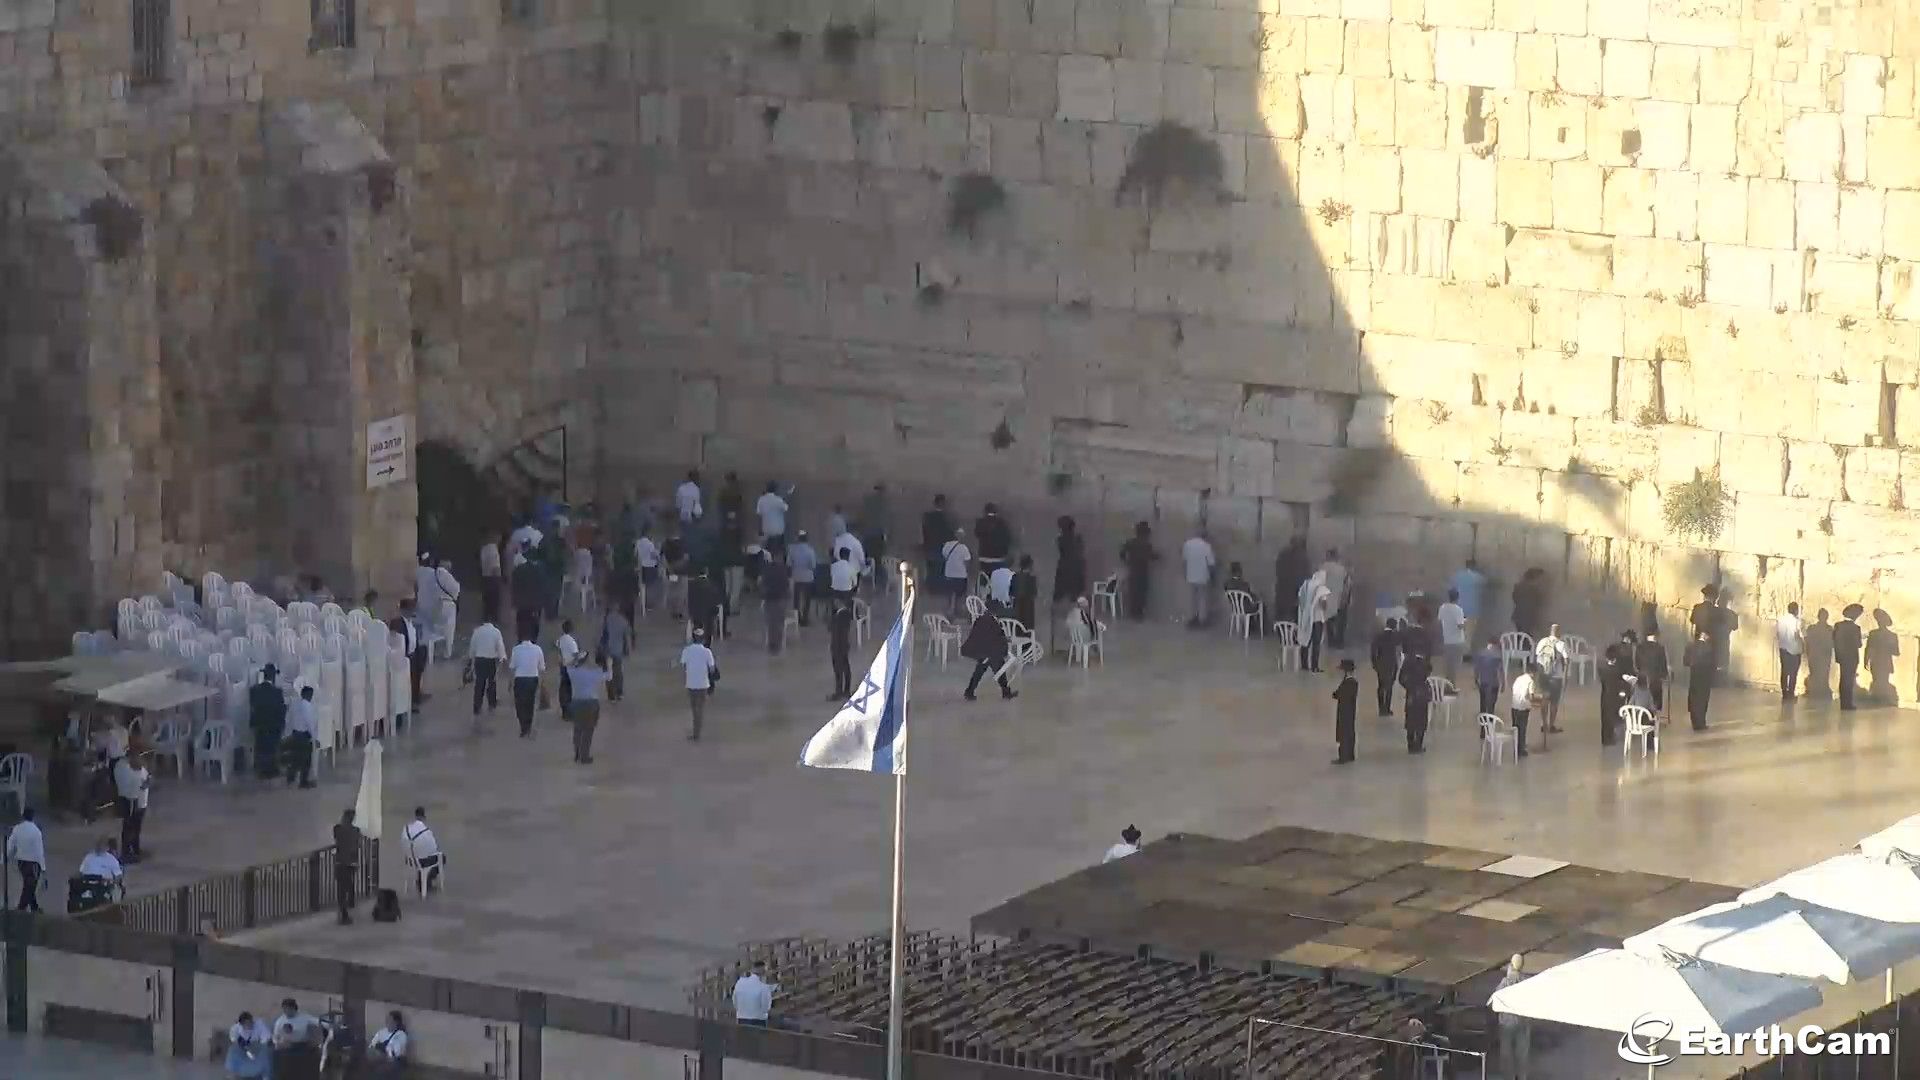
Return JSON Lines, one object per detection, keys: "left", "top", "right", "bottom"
{"left": 1625, "top": 893, "right": 1920, "bottom": 986}
{"left": 1491, "top": 948, "right": 1822, "bottom": 1078}
{"left": 1741, "top": 851, "right": 1920, "bottom": 924}
{"left": 1858, "top": 814, "right": 1920, "bottom": 861}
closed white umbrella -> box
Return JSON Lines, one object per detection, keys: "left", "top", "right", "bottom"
{"left": 1491, "top": 948, "right": 1823, "bottom": 1079}
{"left": 1625, "top": 893, "right": 1920, "bottom": 986}
{"left": 1858, "top": 815, "right": 1920, "bottom": 861}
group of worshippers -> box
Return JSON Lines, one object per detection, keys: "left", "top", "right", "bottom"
{"left": 1773, "top": 596, "right": 1901, "bottom": 710}
{"left": 221, "top": 998, "right": 412, "bottom": 1078}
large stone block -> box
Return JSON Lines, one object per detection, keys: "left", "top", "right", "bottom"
{"left": 1807, "top": 252, "right": 1882, "bottom": 315}
{"left": 1401, "top": 148, "right": 1460, "bottom": 219}
{"left": 1551, "top": 160, "right": 1603, "bottom": 232}
{"left": 1434, "top": 29, "right": 1516, "bottom": 89}
{"left": 1784, "top": 112, "right": 1843, "bottom": 183}
{"left": 1169, "top": 7, "right": 1256, "bottom": 68}
{"left": 1396, "top": 80, "right": 1451, "bottom": 149}
{"left": 1529, "top": 93, "right": 1588, "bottom": 160}
{"left": 1702, "top": 243, "right": 1771, "bottom": 308}
{"left": 1744, "top": 178, "right": 1795, "bottom": 250}
{"left": 1612, "top": 236, "right": 1701, "bottom": 299}
{"left": 1723, "top": 493, "right": 1831, "bottom": 562}
{"left": 1602, "top": 166, "right": 1656, "bottom": 237}
{"left": 1505, "top": 229, "right": 1613, "bottom": 292}
{"left": 1817, "top": 377, "right": 1883, "bottom": 447}
{"left": 1652, "top": 424, "right": 1718, "bottom": 485}
{"left": 1449, "top": 220, "right": 1511, "bottom": 283}
{"left": 1635, "top": 98, "right": 1692, "bottom": 169}
{"left": 1868, "top": 118, "right": 1920, "bottom": 191}
{"left": 1371, "top": 214, "right": 1454, "bottom": 277}
{"left": 1556, "top": 35, "right": 1603, "bottom": 95}
{"left": 1572, "top": 418, "right": 1658, "bottom": 478}
{"left": 1784, "top": 440, "right": 1844, "bottom": 500}
{"left": 1717, "top": 432, "right": 1784, "bottom": 495}
{"left": 1345, "top": 143, "right": 1404, "bottom": 213}
{"left": 1497, "top": 158, "right": 1553, "bottom": 228}
{"left": 1650, "top": 43, "right": 1701, "bottom": 103}
{"left": 1387, "top": 398, "right": 1501, "bottom": 460}
{"left": 1847, "top": 445, "right": 1902, "bottom": 507}
{"left": 1056, "top": 54, "right": 1114, "bottom": 121}
{"left": 1829, "top": 502, "right": 1920, "bottom": 564}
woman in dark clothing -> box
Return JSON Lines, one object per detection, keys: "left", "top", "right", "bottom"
{"left": 1599, "top": 644, "right": 1627, "bottom": 745}
{"left": 1119, "top": 522, "right": 1157, "bottom": 620}
{"left": 1012, "top": 555, "right": 1039, "bottom": 632}
{"left": 960, "top": 611, "right": 1016, "bottom": 701}
{"left": 1052, "top": 516, "right": 1087, "bottom": 602}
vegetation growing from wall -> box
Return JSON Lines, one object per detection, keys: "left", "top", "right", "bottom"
{"left": 1662, "top": 471, "right": 1731, "bottom": 542}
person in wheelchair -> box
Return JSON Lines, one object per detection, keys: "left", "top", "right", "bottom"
{"left": 67, "top": 837, "right": 123, "bottom": 913}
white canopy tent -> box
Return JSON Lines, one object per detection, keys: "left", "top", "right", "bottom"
{"left": 1490, "top": 948, "right": 1823, "bottom": 1079}
{"left": 1741, "top": 852, "right": 1920, "bottom": 925}
{"left": 1625, "top": 893, "right": 1920, "bottom": 998}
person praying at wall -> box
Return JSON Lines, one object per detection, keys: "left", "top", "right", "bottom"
{"left": 1370, "top": 619, "right": 1402, "bottom": 718}
{"left": 1804, "top": 608, "right": 1835, "bottom": 699}
{"left": 1867, "top": 609, "right": 1901, "bottom": 705}
{"left": 1273, "top": 536, "right": 1310, "bottom": 638}
{"left": 1119, "top": 522, "right": 1157, "bottom": 621}
{"left": 1052, "top": 516, "right": 1087, "bottom": 613}
{"left": 1836, "top": 604, "right": 1865, "bottom": 711}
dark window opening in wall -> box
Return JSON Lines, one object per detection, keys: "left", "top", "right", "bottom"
{"left": 310, "top": 0, "right": 356, "bottom": 50}
{"left": 502, "top": 0, "right": 536, "bottom": 22}
{"left": 131, "top": 0, "right": 170, "bottom": 85}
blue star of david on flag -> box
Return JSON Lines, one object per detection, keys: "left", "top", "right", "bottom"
{"left": 800, "top": 588, "right": 914, "bottom": 776}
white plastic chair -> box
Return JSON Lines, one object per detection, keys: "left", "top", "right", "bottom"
{"left": 146, "top": 715, "right": 190, "bottom": 778}
{"left": 195, "top": 723, "right": 236, "bottom": 783}
{"left": 1622, "top": 704, "right": 1658, "bottom": 759}
{"left": 405, "top": 844, "right": 447, "bottom": 897}
{"left": 997, "top": 616, "right": 1031, "bottom": 645}
{"left": 922, "top": 613, "right": 961, "bottom": 667}
{"left": 1067, "top": 614, "right": 1106, "bottom": 668}
{"left": 1500, "top": 631, "right": 1535, "bottom": 678}
{"left": 319, "top": 601, "right": 344, "bottom": 622}
{"left": 963, "top": 594, "right": 987, "bottom": 620}
{"left": 387, "top": 631, "right": 411, "bottom": 735}
{"left": 1427, "top": 676, "right": 1457, "bottom": 728}
{"left": 117, "top": 597, "right": 137, "bottom": 622}
{"left": 1272, "top": 621, "right": 1301, "bottom": 670}
{"left": 1567, "top": 634, "right": 1596, "bottom": 686}
{"left": 1225, "top": 590, "right": 1265, "bottom": 639}
{"left": 1478, "top": 714, "right": 1516, "bottom": 765}
{"left": 998, "top": 638, "right": 1044, "bottom": 684}
{"left": 853, "top": 598, "right": 873, "bottom": 646}
{"left": 1092, "top": 575, "right": 1121, "bottom": 621}
{"left": 0, "top": 753, "right": 32, "bottom": 814}
{"left": 344, "top": 648, "right": 369, "bottom": 746}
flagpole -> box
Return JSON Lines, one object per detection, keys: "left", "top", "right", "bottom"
{"left": 887, "top": 561, "right": 913, "bottom": 1080}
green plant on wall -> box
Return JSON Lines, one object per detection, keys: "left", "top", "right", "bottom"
{"left": 947, "top": 173, "right": 1007, "bottom": 236}
{"left": 1661, "top": 471, "right": 1731, "bottom": 542}
{"left": 1116, "top": 122, "right": 1225, "bottom": 207}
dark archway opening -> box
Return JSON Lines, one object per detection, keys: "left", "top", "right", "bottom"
{"left": 416, "top": 440, "right": 505, "bottom": 586}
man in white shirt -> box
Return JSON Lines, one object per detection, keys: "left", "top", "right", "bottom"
{"left": 732, "top": 960, "right": 778, "bottom": 1026}
{"left": 510, "top": 633, "right": 546, "bottom": 738}
{"left": 6, "top": 808, "right": 42, "bottom": 912}
{"left": 404, "top": 806, "right": 443, "bottom": 892}
{"left": 1317, "top": 548, "right": 1351, "bottom": 646}
{"left": 828, "top": 551, "right": 859, "bottom": 600}
{"left": 79, "top": 838, "right": 124, "bottom": 884}
{"left": 1437, "top": 589, "right": 1468, "bottom": 683}
{"left": 112, "top": 754, "right": 151, "bottom": 860}
{"left": 285, "top": 687, "right": 319, "bottom": 789}
{"left": 680, "top": 629, "right": 719, "bottom": 741}
{"left": 1533, "top": 624, "right": 1570, "bottom": 734}
{"left": 1777, "top": 600, "right": 1805, "bottom": 701}
{"left": 1510, "top": 664, "right": 1543, "bottom": 759}
{"left": 555, "top": 619, "right": 581, "bottom": 713}
{"left": 941, "top": 530, "right": 971, "bottom": 615}
{"left": 271, "top": 998, "right": 321, "bottom": 1078}
{"left": 468, "top": 618, "right": 506, "bottom": 721}
{"left": 1181, "top": 531, "right": 1217, "bottom": 628}
{"left": 755, "top": 481, "right": 788, "bottom": 545}
{"left": 635, "top": 529, "right": 662, "bottom": 613}
{"left": 1496, "top": 955, "right": 1531, "bottom": 1077}
{"left": 987, "top": 564, "right": 1015, "bottom": 611}
{"left": 788, "top": 532, "right": 818, "bottom": 626}
{"left": 1102, "top": 824, "right": 1143, "bottom": 863}
{"left": 833, "top": 529, "right": 866, "bottom": 582}
{"left": 675, "top": 469, "right": 703, "bottom": 523}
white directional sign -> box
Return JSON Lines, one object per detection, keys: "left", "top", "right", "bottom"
{"left": 366, "top": 414, "right": 409, "bottom": 490}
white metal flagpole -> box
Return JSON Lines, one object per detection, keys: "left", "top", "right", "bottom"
{"left": 886, "top": 562, "right": 914, "bottom": 1080}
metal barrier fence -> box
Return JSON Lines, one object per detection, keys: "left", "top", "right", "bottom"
{"left": 1245, "top": 1017, "right": 1489, "bottom": 1080}
{"left": 74, "top": 837, "right": 378, "bottom": 937}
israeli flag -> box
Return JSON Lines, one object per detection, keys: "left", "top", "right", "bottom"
{"left": 800, "top": 594, "right": 913, "bottom": 775}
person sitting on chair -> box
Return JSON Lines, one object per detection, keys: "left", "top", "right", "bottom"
{"left": 367, "top": 1010, "right": 410, "bottom": 1076}
{"left": 403, "top": 807, "right": 442, "bottom": 894}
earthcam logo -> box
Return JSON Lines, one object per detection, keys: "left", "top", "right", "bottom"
{"left": 1618, "top": 1013, "right": 1676, "bottom": 1066}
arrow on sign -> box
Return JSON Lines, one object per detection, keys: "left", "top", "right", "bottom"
{"left": 376, "top": 466, "right": 396, "bottom": 477}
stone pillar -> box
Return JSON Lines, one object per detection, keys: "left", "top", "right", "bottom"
{"left": 261, "top": 101, "right": 417, "bottom": 602}
{"left": 0, "top": 150, "right": 163, "bottom": 656}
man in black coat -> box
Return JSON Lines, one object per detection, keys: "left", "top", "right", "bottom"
{"left": 511, "top": 557, "right": 544, "bottom": 643}
{"left": 333, "top": 809, "right": 363, "bottom": 925}
{"left": 974, "top": 502, "right": 1014, "bottom": 578}
{"left": 249, "top": 663, "right": 288, "bottom": 778}
{"left": 1370, "top": 619, "right": 1401, "bottom": 717}
{"left": 1331, "top": 659, "right": 1358, "bottom": 765}
{"left": 1836, "top": 603, "right": 1865, "bottom": 711}
{"left": 1684, "top": 630, "right": 1715, "bottom": 730}
{"left": 828, "top": 598, "right": 855, "bottom": 701}
{"left": 960, "top": 611, "right": 1017, "bottom": 701}
{"left": 1635, "top": 631, "right": 1669, "bottom": 713}
{"left": 920, "top": 495, "right": 952, "bottom": 583}
{"left": 1273, "top": 537, "right": 1310, "bottom": 631}
{"left": 687, "top": 570, "right": 723, "bottom": 644}
{"left": 1400, "top": 652, "right": 1432, "bottom": 753}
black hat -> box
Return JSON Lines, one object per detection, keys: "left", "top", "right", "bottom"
{"left": 261, "top": 662, "right": 280, "bottom": 679}
{"left": 1121, "top": 824, "right": 1142, "bottom": 844}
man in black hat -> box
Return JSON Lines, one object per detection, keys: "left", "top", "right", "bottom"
{"left": 1836, "top": 603, "right": 1865, "bottom": 711}
{"left": 249, "top": 664, "right": 288, "bottom": 779}
{"left": 1332, "top": 658, "right": 1358, "bottom": 765}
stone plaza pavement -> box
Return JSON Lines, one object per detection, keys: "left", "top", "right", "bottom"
{"left": 51, "top": 601, "right": 1920, "bottom": 1023}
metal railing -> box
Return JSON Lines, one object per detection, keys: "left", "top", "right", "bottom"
{"left": 75, "top": 837, "right": 377, "bottom": 935}
{"left": 1245, "top": 1016, "right": 1489, "bottom": 1080}
{"left": 131, "top": 0, "right": 170, "bottom": 84}
{"left": 309, "top": 0, "right": 355, "bottom": 49}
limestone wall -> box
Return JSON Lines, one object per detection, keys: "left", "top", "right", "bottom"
{"left": 600, "top": 0, "right": 1920, "bottom": 696}
{"left": 0, "top": 0, "right": 614, "bottom": 643}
